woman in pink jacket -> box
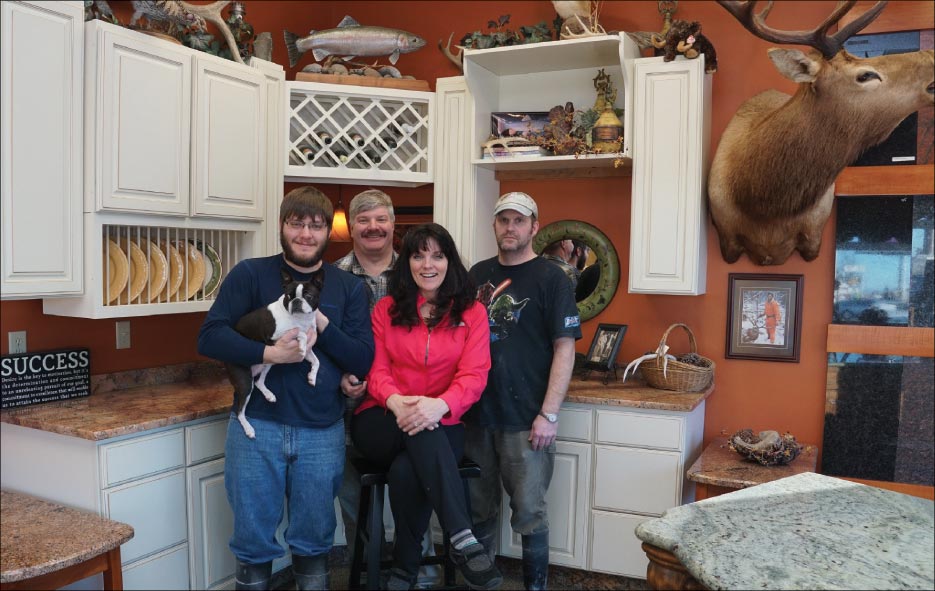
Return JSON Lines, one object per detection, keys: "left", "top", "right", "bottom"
{"left": 352, "top": 223, "right": 501, "bottom": 590}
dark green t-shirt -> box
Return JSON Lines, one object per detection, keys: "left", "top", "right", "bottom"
{"left": 467, "top": 256, "right": 582, "bottom": 430}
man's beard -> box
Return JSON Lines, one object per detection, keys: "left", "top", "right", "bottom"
{"left": 281, "top": 234, "right": 327, "bottom": 268}
{"left": 497, "top": 232, "right": 531, "bottom": 253}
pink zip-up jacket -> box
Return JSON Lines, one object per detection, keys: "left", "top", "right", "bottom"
{"left": 356, "top": 295, "right": 491, "bottom": 424}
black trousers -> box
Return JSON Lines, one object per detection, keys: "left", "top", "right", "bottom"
{"left": 351, "top": 406, "right": 472, "bottom": 575}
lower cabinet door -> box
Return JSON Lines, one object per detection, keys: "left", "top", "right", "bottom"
{"left": 102, "top": 469, "right": 188, "bottom": 564}
{"left": 589, "top": 510, "right": 650, "bottom": 578}
{"left": 499, "top": 441, "right": 591, "bottom": 568}
{"left": 188, "top": 458, "right": 236, "bottom": 590}
{"left": 122, "top": 543, "right": 190, "bottom": 590}
{"left": 592, "top": 445, "right": 681, "bottom": 516}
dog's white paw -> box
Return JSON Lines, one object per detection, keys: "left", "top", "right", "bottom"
{"left": 307, "top": 370, "right": 317, "bottom": 386}
{"left": 239, "top": 417, "right": 256, "bottom": 439}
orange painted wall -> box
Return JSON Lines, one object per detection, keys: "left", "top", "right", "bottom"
{"left": 3, "top": 1, "right": 915, "bottom": 455}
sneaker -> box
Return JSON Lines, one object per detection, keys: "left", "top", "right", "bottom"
{"left": 449, "top": 542, "right": 503, "bottom": 590}
{"left": 385, "top": 567, "right": 416, "bottom": 591}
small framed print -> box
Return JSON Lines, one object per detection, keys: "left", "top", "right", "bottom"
{"left": 726, "top": 274, "right": 804, "bottom": 362}
{"left": 584, "top": 323, "right": 628, "bottom": 371}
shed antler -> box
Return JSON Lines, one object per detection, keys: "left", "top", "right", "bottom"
{"left": 439, "top": 33, "right": 463, "bottom": 72}
{"left": 716, "top": 0, "right": 888, "bottom": 58}
{"left": 177, "top": 0, "right": 243, "bottom": 64}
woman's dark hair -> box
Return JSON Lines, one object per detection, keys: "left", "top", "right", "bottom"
{"left": 388, "top": 223, "right": 475, "bottom": 329}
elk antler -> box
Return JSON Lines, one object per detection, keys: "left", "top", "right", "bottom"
{"left": 716, "top": 0, "right": 888, "bottom": 59}
{"left": 177, "top": 0, "right": 244, "bottom": 64}
{"left": 439, "top": 32, "right": 463, "bottom": 72}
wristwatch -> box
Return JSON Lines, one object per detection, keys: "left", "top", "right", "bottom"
{"left": 538, "top": 410, "right": 559, "bottom": 423}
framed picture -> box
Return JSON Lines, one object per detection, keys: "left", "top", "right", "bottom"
{"left": 490, "top": 112, "right": 551, "bottom": 140}
{"left": 584, "top": 323, "right": 628, "bottom": 371}
{"left": 726, "top": 274, "right": 804, "bottom": 362}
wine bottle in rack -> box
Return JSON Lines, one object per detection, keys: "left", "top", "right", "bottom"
{"left": 318, "top": 131, "right": 333, "bottom": 145}
{"left": 363, "top": 148, "right": 383, "bottom": 164}
{"left": 349, "top": 132, "right": 365, "bottom": 147}
{"left": 289, "top": 151, "right": 304, "bottom": 166}
{"left": 380, "top": 132, "right": 399, "bottom": 149}
{"left": 331, "top": 148, "right": 349, "bottom": 164}
{"left": 300, "top": 145, "right": 316, "bottom": 161}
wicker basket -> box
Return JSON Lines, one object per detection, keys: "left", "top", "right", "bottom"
{"left": 640, "top": 323, "right": 715, "bottom": 392}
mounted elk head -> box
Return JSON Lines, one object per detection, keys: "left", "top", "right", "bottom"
{"left": 708, "top": 1, "right": 934, "bottom": 265}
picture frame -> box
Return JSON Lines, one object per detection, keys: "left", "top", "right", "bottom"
{"left": 490, "top": 111, "right": 551, "bottom": 140}
{"left": 584, "top": 323, "right": 628, "bottom": 372}
{"left": 726, "top": 274, "right": 804, "bottom": 362}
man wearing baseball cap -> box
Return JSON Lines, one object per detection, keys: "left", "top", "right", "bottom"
{"left": 464, "top": 191, "right": 581, "bottom": 590}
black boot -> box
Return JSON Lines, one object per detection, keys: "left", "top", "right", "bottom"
{"left": 521, "top": 532, "right": 549, "bottom": 591}
{"left": 293, "top": 554, "right": 329, "bottom": 591}
{"left": 235, "top": 560, "right": 272, "bottom": 591}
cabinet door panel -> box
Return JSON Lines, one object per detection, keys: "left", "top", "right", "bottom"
{"left": 186, "top": 418, "right": 227, "bottom": 466}
{"left": 99, "top": 30, "right": 190, "bottom": 214}
{"left": 499, "top": 441, "right": 590, "bottom": 568}
{"left": 589, "top": 510, "right": 649, "bottom": 578}
{"left": 1, "top": 0, "right": 83, "bottom": 297}
{"left": 595, "top": 409, "right": 682, "bottom": 451}
{"left": 188, "top": 458, "right": 236, "bottom": 590}
{"left": 99, "top": 428, "right": 185, "bottom": 487}
{"left": 122, "top": 543, "right": 190, "bottom": 591}
{"left": 103, "top": 469, "right": 188, "bottom": 563}
{"left": 593, "top": 446, "right": 680, "bottom": 516}
{"left": 192, "top": 57, "right": 265, "bottom": 219}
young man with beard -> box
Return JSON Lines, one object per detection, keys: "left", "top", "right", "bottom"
{"left": 198, "top": 186, "right": 375, "bottom": 591}
{"left": 466, "top": 192, "right": 581, "bottom": 591}
{"left": 334, "top": 189, "right": 441, "bottom": 589}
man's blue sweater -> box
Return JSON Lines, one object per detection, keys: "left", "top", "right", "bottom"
{"left": 198, "top": 254, "right": 374, "bottom": 428}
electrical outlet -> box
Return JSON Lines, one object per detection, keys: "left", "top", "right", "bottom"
{"left": 116, "top": 321, "right": 131, "bottom": 350}
{"left": 8, "top": 331, "right": 27, "bottom": 354}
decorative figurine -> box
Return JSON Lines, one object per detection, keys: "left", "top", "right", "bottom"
{"left": 85, "top": 0, "right": 120, "bottom": 24}
{"left": 223, "top": 1, "right": 255, "bottom": 61}
{"left": 284, "top": 15, "right": 426, "bottom": 69}
{"left": 652, "top": 19, "right": 718, "bottom": 73}
{"left": 590, "top": 69, "right": 624, "bottom": 153}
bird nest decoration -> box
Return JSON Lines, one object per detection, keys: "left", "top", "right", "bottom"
{"left": 728, "top": 429, "right": 803, "bottom": 466}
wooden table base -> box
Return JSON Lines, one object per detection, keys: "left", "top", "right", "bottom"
{"left": 1, "top": 547, "right": 123, "bottom": 591}
{"left": 642, "top": 542, "right": 707, "bottom": 591}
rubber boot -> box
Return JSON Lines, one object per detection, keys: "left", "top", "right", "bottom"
{"left": 235, "top": 560, "right": 272, "bottom": 591}
{"left": 472, "top": 518, "right": 499, "bottom": 564}
{"left": 521, "top": 531, "right": 550, "bottom": 591}
{"left": 293, "top": 553, "right": 330, "bottom": 591}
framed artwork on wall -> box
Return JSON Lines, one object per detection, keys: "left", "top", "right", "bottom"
{"left": 726, "top": 274, "right": 804, "bottom": 362}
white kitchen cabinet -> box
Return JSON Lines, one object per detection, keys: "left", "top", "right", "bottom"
{"left": 249, "top": 57, "right": 285, "bottom": 256}
{"left": 285, "top": 81, "right": 434, "bottom": 187}
{"left": 628, "top": 56, "right": 711, "bottom": 295}
{"left": 494, "top": 401, "right": 705, "bottom": 579}
{"left": 188, "top": 457, "right": 235, "bottom": 590}
{"left": 0, "top": 0, "right": 84, "bottom": 299}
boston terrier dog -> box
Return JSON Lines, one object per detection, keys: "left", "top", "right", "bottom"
{"left": 225, "top": 267, "right": 324, "bottom": 438}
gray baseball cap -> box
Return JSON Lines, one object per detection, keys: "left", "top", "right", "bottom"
{"left": 493, "top": 192, "right": 538, "bottom": 217}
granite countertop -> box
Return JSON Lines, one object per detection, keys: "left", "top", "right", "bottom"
{"left": 565, "top": 377, "right": 712, "bottom": 411}
{"left": 636, "top": 472, "right": 935, "bottom": 590}
{"left": 0, "top": 374, "right": 231, "bottom": 441}
{"left": 0, "top": 489, "right": 134, "bottom": 583}
{"left": 686, "top": 437, "right": 819, "bottom": 489}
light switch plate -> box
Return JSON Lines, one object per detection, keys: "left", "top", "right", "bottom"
{"left": 8, "top": 331, "right": 27, "bottom": 354}
{"left": 116, "top": 321, "right": 131, "bottom": 350}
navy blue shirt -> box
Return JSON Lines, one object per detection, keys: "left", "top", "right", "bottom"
{"left": 198, "top": 254, "right": 374, "bottom": 428}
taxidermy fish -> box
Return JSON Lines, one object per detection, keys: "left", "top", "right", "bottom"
{"left": 284, "top": 15, "right": 426, "bottom": 68}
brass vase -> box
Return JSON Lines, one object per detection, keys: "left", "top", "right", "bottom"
{"left": 591, "top": 106, "right": 624, "bottom": 153}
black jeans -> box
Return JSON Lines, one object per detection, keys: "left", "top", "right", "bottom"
{"left": 351, "top": 406, "right": 471, "bottom": 576}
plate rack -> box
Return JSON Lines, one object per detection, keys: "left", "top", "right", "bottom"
{"left": 43, "top": 215, "right": 262, "bottom": 318}
{"left": 285, "top": 81, "right": 434, "bottom": 186}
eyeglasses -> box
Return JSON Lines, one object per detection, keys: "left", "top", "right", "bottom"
{"left": 285, "top": 219, "right": 328, "bottom": 232}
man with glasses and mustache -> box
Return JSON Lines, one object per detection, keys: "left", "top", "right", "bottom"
{"left": 199, "top": 186, "right": 375, "bottom": 591}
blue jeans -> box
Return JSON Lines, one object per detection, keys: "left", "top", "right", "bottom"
{"left": 225, "top": 414, "right": 345, "bottom": 564}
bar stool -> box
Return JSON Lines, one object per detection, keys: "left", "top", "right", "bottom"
{"left": 347, "top": 456, "right": 482, "bottom": 590}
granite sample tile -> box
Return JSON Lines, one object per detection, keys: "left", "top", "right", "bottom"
{"left": 1, "top": 489, "right": 134, "bottom": 583}
{"left": 636, "top": 472, "right": 935, "bottom": 590}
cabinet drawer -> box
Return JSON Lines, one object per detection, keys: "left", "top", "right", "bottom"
{"left": 593, "top": 446, "right": 680, "bottom": 516}
{"left": 122, "top": 542, "right": 190, "bottom": 591}
{"left": 589, "top": 510, "right": 649, "bottom": 578}
{"left": 100, "top": 429, "right": 185, "bottom": 487}
{"left": 595, "top": 409, "right": 682, "bottom": 450}
{"left": 557, "top": 407, "right": 591, "bottom": 442}
{"left": 187, "top": 418, "right": 228, "bottom": 465}
{"left": 103, "top": 469, "right": 188, "bottom": 564}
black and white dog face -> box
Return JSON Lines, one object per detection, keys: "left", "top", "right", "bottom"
{"left": 280, "top": 268, "right": 323, "bottom": 317}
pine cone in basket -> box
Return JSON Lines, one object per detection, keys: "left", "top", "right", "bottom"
{"left": 728, "top": 429, "right": 802, "bottom": 466}
{"left": 676, "top": 352, "right": 712, "bottom": 367}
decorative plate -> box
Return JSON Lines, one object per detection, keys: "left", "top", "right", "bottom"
{"left": 133, "top": 238, "right": 168, "bottom": 303}
{"left": 159, "top": 240, "right": 184, "bottom": 300}
{"left": 193, "top": 240, "right": 222, "bottom": 299}
{"left": 174, "top": 240, "right": 206, "bottom": 300}
{"left": 117, "top": 237, "right": 148, "bottom": 304}
{"left": 103, "top": 239, "right": 129, "bottom": 304}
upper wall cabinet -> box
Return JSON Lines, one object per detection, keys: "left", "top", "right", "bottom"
{"left": 462, "top": 34, "right": 640, "bottom": 173}
{"left": 1, "top": 0, "right": 84, "bottom": 299}
{"left": 86, "top": 21, "right": 266, "bottom": 219}
{"left": 285, "top": 81, "right": 434, "bottom": 187}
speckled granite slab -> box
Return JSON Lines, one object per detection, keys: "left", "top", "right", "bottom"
{"left": 0, "top": 373, "right": 232, "bottom": 440}
{"left": 565, "top": 378, "right": 712, "bottom": 411}
{"left": 686, "top": 437, "right": 819, "bottom": 489}
{"left": 1, "top": 489, "right": 134, "bottom": 583}
{"left": 636, "top": 472, "right": 935, "bottom": 590}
